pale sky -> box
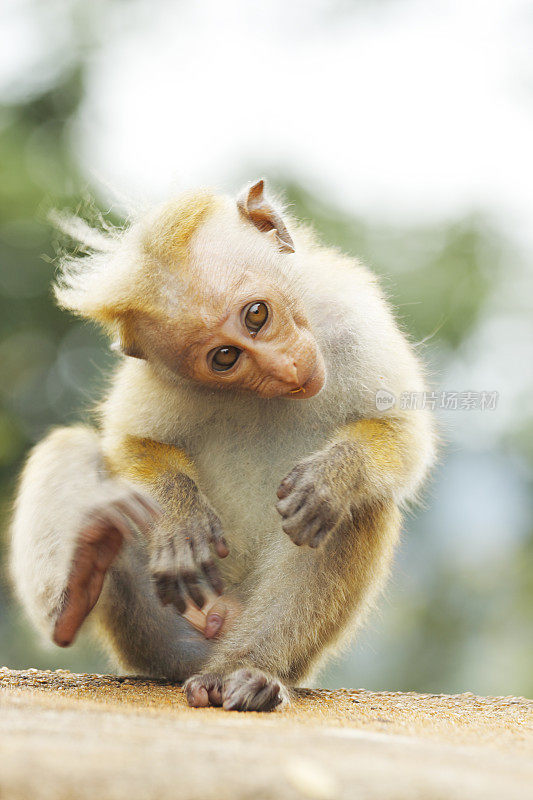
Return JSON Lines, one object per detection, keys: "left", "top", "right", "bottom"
{"left": 2, "top": 0, "right": 532, "bottom": 247}
{"left": 69, "top": 0, "right": 533, "bottom": 248}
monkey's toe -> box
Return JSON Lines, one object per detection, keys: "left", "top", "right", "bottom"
{"left": 183, "top": 673, "right": 223, "bottom": 707}
{"left": 184, "top": 668, "right": 286, "bottom": 711}
{"left": 280, "top": 490, "right": 338, "bottom": 548}
{"left": 222, "top": 668, "right": 286, "bottom": 712}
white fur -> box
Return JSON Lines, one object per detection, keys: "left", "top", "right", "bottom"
{"left": 10, "top": 183, "right": 436, "bottom": 688}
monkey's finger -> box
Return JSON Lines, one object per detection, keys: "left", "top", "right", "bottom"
{"left": 174, "top": 540, "right": 206, "bottom": 606}
{"left": 97, "top": 506, "right": 137, "bottom": 543}
{"left": 276, "top": 487, "right": 309, "bottom": 519}
{"left": 53, "top": 524, "right": 118, "bottom": 647}
{"left": 247, "top": 682, "right": 282, "bottom": 712}
{"left": 131, "top": 490, "right": 162, "bottom": 519}
{"left": 77, "top": 514, "right": 126, "bottom": 569}
{"left": 223, "top": 672, "right": 267, "bottom": 711}
{"left": 54, "top": 569, "right": 105, "bottom": 647}
{"left": 189, "top": 530, "right": 225, "bottom": 595}
{"left": 296, "top": 514, "right": 324, "bottom": 546}
{"left": 182, "top": 601, "right": 207, "bottom": 632}
{"left": 169, "top": 579, "right": 187, "bottom": 614}
{"left": 94, "top": 526, "right": 124, "bottom": 571}
{"left": 281, "top": 500, "right": 322, "bottom": 538}
{"left": 202, "top": 558, "right": 224, "bottom": 596}
{"left": 309, "top": 526, "right": 330, "bottom": 549}
{"left": 276, "top": 465, "right": 305, "bottom": 499}
{"left": 289, "top": 488, "right": 338, "bottom": 528}
{"left": 207, "top": 509, "right": 229, "bottom": 558}
{"left": 184, "top": 679, "right": 210, "bottom": 708}
{"left": 113, "top": 497, "right": 155, "bottom": 536}
{"left": 190, "top": 687, "right": 209, "bottom": 707}
{"left": 184, "top": 674, "right": 222, "bottom": 708}
{"left": 156, "top": 574, "right": 187, "bottom": 614}
{"left": 153, "top": 574, "right": 176, "bottom": 606}
{"left": 180, "top": 570, "right": 206, "bottom": 609}
{"left": 207, "top": 684, "right": 223, "bottom": 706}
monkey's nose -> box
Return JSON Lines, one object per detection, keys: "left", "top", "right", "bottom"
{"left": 271, "top": 357, "right": 299, "bottom": 387}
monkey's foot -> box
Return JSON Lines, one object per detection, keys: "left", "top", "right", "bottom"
{"left": 53, "top": 491, "right": 160, "bottom": 647}
{"left": 184, "top": 668, "right": 288, "bottom": 712}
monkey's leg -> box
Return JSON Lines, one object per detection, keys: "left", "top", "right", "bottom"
{"left": 10, "top": 426, "right": 219, "bottom": 676}
{"left": 93, "top": 537, "right": 216, "bottom": 680}
{"left": 34, "top": 501, "right": 215, "bottom": 677}
{"left": 184, "top": 500, "right": 401, "bottom": 711}
{"left": 52, "top": 492, "right": 159, "bottom": 647}
{"left": 54, "top": 514, "right": 230, "bottom": 670}
{"left": 10, "top": 426, "right": 159, "bottom": 644}
{"left": 184, "top": 415, "right": 429, "bottom": 711}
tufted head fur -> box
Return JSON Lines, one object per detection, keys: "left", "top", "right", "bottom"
{"left": 53, "top": 180, "right": 325, "bottom": 399}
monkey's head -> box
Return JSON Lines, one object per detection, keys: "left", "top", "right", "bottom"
{"left": 55, "top": 179, "right": 326, "bottom": 400}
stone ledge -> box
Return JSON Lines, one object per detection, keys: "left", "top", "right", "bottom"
{"left": 1, "top": 668, "right": 532, "bottom": 799}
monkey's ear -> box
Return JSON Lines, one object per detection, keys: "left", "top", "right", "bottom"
{"left": 237, "top": 179, "right": 295, "bottom": 253}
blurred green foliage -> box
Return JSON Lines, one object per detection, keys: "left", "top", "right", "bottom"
{"left": 1, "top": 2, "right": 531, "bottom": 695}
{"left": 0, "top": 61, "right": 112, "bottom": 671}
{"left": 282, "top": 181, "right": 502, "bottom": 348}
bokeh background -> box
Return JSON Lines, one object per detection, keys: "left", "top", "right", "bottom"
{"left": 1, "top": 0, "right": 532, "bottom": 696}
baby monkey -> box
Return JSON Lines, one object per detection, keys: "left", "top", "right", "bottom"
{"left": 10, "top": 179, "right": 435, "bottom": 711}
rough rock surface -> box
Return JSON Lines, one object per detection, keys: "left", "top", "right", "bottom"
{"left": 1, "top": 667, "right": 532, "bottom": 799}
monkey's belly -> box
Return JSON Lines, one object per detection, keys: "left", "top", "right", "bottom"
{"left": 189, "top": 413, "right": 331, "bottom": 583}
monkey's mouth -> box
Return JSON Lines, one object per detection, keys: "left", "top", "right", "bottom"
{"left": 284, "top": 358, "right": 325, "bottom": 400}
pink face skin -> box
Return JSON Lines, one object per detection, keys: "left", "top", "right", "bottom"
{"left": 173, "top": 280, "right": 327, "bottom": 400}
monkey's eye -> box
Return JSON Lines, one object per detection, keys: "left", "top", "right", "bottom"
{"left": 244, "top": 301, "right": 269, "bottom": 334}
{"left": 211, "top": 346, "right": 241, "bottom": 372}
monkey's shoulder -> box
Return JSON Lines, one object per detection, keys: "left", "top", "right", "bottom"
{"left": 100, "top": 355, "right": 359, "bottom": 456}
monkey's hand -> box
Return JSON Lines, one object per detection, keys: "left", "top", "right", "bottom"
{"left": 150, "top": 477, "right": 229, "bottom": 614}
{"left": 276, "top": 441, "right": 362, "bottom": 549}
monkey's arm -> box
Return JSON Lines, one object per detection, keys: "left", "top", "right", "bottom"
{"left": 276, "top": 413, "right": 435, "bottom": 548}
{"left": 104, "top": 435, "right": 229, "bottom": 620}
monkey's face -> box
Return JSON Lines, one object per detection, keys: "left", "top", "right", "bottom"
{"left": 103, "top": 181, "right": 326, "bottom": 398}
{"left": 164, "top": 274, "right": 326, "bottom": 400}
{"left": 138, "top": 182, "right": 327, "bottom": 399}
